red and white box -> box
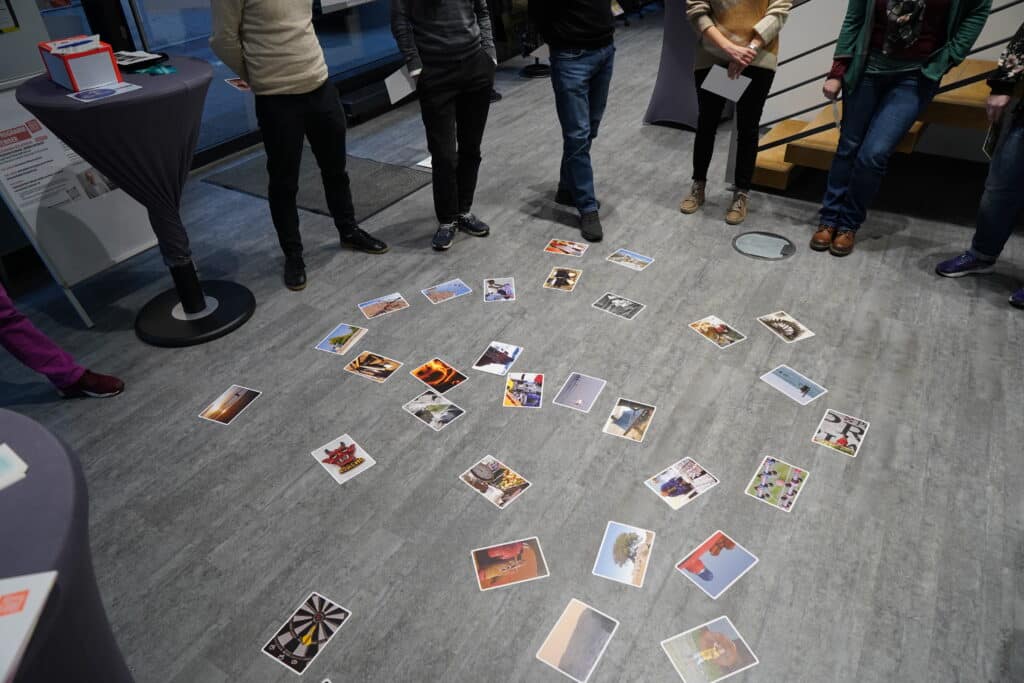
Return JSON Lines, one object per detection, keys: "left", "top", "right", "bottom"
{"left": 38, "top": 35, "right": 122, "bottom": 92}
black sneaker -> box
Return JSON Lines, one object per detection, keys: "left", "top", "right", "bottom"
{"left": 580, "top": 211, "right": 603, "bottom": 242}
{"left": 284, "top": 256, "right": 306, "bottom": 291}
{"left": 340, "top": 227, "right": 389, "bottom": 254}
{"left": 457, "top": 212, "right": 490, "bottom": 237}
{"left": 432, "top": 222, "right": 457, "bottom": 250}
{"left": 555, "top": 187, "right": 574, "bottom": 206}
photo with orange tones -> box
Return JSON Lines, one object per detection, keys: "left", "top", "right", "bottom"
{"left": 344, "top": 351, "right": 403, "bottom": 384}
{"left": 503, "top": 372, "right": 543, "bottom": 408}
{"left": 198, "top": 384, "right": 260, "bottom": 425}
{"left": 471, "top": 537, "right": 549, "bottom": 591}
{"left": 357, "top": 292, "right": 410, "bottom": 319}
{"left": 536, "top": 599, "right": 618, "bottom": 683}
{"left": 544, "top": 238, "right": 589, "bottom": 257}
{"left": 411, "top": 358, "right": 467, "bottom": 394}
{"left": 676, "top": 531, "right": 758, "bottom": 600}
{"left": 660, "top": 616, "right": 758, "bottom": 683}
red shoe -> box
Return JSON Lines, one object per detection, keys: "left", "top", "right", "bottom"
{"left": 59, "top": 370, "right": 125, "bottom": 398}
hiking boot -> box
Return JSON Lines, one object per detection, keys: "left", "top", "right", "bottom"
{"left": 284, "top": 256, "right": 306, "bottom": 290}
{"left": 810, "top": 225, "right": 836, "bottom": 251}
{"left": 725, "top": 191, "right": 749, "bottom": 225}
{"left": 830, "top": 229, "right": 856, "bottom": 256}
{"left": 580, "top": 211, "right": 603, "bottom": 242}
{"left": 58, "top": 370, "right": 124, "bottom": 398}
{"left": 679, "top": 181, "right": 706, "bottom": 214}
{"left": 457, "top": 212, "right": 490, "bottom": 237}
{"left": 935, "top": 251, "right": 995, "bottom": 278}
{"left": 432, "top": 222, "right": 457, "bottom": 250}
{"left": 340, "top": 227, "right": 388, "bottom": 254}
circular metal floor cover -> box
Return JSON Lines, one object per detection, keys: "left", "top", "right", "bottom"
{"left": 732, "top": 231, "right": 796, "bottom": 260}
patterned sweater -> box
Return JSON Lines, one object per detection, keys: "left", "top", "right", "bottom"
{"left": 686, "top": 0, "right": 793, "bottom": 71}
{"left": 988, "top": 21, "right": 1024, "bottom": 95}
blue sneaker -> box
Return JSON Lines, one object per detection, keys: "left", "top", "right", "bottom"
{"left": 1010, "top": 288, "right": 1024, "bottom": 309}
{"left": 935, "top": 251, "right": 995, "bottom": 278}
{"left": 432, "top": 222, "right": 457, "bottom": 251}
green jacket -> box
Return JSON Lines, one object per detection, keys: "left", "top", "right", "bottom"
{"left": 834, "top": 0, "right": 993, "bottom": 91}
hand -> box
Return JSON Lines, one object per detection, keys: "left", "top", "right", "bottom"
{"left": 728, "top": 61, "right": 746, "bottom": 80}
{"left": 723, "top": 43, "right": 757, "bottom": 66}
{"left": 822, "top": 78, "right": 842, "bottom": 101}
{"left": 987, "top": 94, "right": 1011, "bottom": 124}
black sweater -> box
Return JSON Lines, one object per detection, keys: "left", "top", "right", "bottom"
{"left": 528, "top": 0, "right": 615, "bottom": 51}
{"left": 391, "top": 0, "right": 496, "bottom": 72}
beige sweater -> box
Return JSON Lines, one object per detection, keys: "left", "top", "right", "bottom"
{"left": 210, "top": 0, "right": 328, "bottom": 96}
{"left": 686, "top": 0, "right": 792, "bottom": 71}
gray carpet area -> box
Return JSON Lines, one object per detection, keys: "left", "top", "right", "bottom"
{"left": 203, "top": 153, "right": 431, "bottom": 224}
{"left": 2, "top": 9, "right": 1023, "bottom": 683}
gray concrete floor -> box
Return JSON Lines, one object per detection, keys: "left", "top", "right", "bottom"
{"left": 3, "top": 11, "right": 1023, "bottom": 683}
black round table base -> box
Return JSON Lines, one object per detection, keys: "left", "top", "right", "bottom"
{"left": 135, "top": 280, "right": 255, "bottom": 347}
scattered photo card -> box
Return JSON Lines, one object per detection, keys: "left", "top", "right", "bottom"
{"left": 536, "top": 599, "right": 619, "bottom": 683}
{"left": 545, "top": 238, "right": 589, "bottom": 257}
{"left": 344, "top": 351, "right": 403, "bottom": 384}
{"left": 660, "top": 615, "right": 758, "bottom": 683}
{"left": 471, "top": 537, "right": 549, "bottom": 591}
{"left": 644, "top": 457, "right": 719, "bottom": 511}
{"left": 607, "top": 248, "right": 654, "bottom": 271}
{"left": 760, "top": 364, "right": 827, "bottom": 406}
{"left": 262, "top": 592, "right": 351, "bottom": 675}
{"left": 314, "top": 322, "right": 367, "bottom": 357}
{"left": 460, "top": 455, "right": 531, "bottom": 510}
{"left": 472, "top": 341, "right": 523, "bottom": 376}
{"left": 592, "top": 521, "right": 655, "bottom": 588}
{"left": 199, "top": 385, "right": 260, "bottom": 425}
{"left": 483, "top": 277, "right": 516, "bottom": 302}
{"left": 552, "top": 372, "right": 606, "bottom": 413}
{"left": 544, "top": 267, "right": 581, "bottom": 292}
{"left": 422, "top": 278, "right": 472, "bottom": 304}
{"left": 592, "top": 292, "right": 645, "bottom": 321}
{"left": 676, "top": 531, "right": 758, "bottom": 600}
{"left": 311, "top": 434, "right": 375, "bottom": 486}
{"left": 357, "top": 292, "right": 409, "bottom": 319}
{"left": 744, "top": 456, "right": 809, "bottom": 513}
{"left": 503, "top": 372, "right": 544, "bottom": 408}
{"left": 689, "top": 316, "right": 746, "bottom": 349}
{"left": 603, "top": 398, "right": 656, "bottom": 443}
{"left": 812, "top": 409, "right": 870, "bottom": 457}
{"left": 756, "top": 310, "right": 815, "bottom": 343}
{"left": 411, "top": 358, "right": 467, "bottom": 394}
{"left": 403, "top": 390, "right": 465, "bottom": 431}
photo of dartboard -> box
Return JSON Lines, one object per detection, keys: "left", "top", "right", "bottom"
{"left": 262, "top": 592, "right": 351, "bottom": 675}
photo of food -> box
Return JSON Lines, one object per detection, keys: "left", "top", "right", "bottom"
{"left": 544, "top": 267, "right": 581, "bottom": 292}
{"left": 411, "top": 357, "right": 467, "bottom": 393}
{"left": 471, "top": 537, "right": 549, "bottom": 591}
{"left": 314, "top": 322, "right": 367, "bottom": 356}
{"left": 460, "top": 455, "right": 531, "bottom": 509}
{"left": 503, "top": 372, "right": 544, "bottom": 408}
{"left": 602, "top": 398, "right": 656, "bottom": 443}
{"left": 344, "top": 351, "right": 403, "bottom": 383}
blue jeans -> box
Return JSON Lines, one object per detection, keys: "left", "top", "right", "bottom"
{"left": 971, "top": 118, "right": 1024, "bottom": 260}
{"left": 549, "top": 44, "right": 615, "bottom": 215}
{"left": 820, "top": 71, "right": 939, "bottom": 232}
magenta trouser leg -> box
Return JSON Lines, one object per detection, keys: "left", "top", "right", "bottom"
{"left": 0, "top": 283, "right": 85, "bottom": 389}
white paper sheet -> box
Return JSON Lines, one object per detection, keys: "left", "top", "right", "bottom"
{"left": 700, "top": 64, "right": 751, "bottom": 102}
{"left": 384, "top": 66, "right": 416, "bottom": 105}
{"left": 0, "top": 571, "right": 58, "bottom": 683}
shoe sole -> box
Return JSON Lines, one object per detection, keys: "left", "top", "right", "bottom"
{"left": 935, "top": 265, "right": 993, "bottom": 278}
{"left": 582, "top": 233, "right": 603, "bottom": 243}
{"left": 341, "top": 243, "right": 390, "bottom": 255}
{"left": 725, "top": 216, "right": 745, "bottom": 225}
{"left": 809, "top": 241, "right": 832, "bottom": 252}
{"left": 679, "top": 205, "right": 701, "bottom": 214}
{"left": 59, "top": 388, "right": 124, "bottom": 398}
{"left": 829, "top": 246, "right": 853, "bottom": 257}
{"left": 460, "top": 229, "right": 490, "bottom": 238}
{"left": 432, "top": 242, "right": 453, "bottom": 251}
{"left": 1010, "top": 297, "right": 1024, "bottom": 309}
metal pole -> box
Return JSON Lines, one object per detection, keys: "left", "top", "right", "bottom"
{"left": 124, "top": 0, "right": 150, "bottom": 52}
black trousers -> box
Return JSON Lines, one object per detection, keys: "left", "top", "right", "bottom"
{"left": 417, "top": 48, "right": 495, "bottom": 224}
{"left": 693, "top": 65, "right": 776, "bottom": 191}
{"left": 254, "top": 81, "right": 357, "bottom": 259}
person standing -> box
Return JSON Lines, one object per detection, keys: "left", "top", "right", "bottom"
{"left": 935, "top": 21, "right": 1024, "bottom": 307}
{"left": 211, "top": 0, "right": 389, "bottom": 291}
{"left": 681, "top": 0, "right": 791, "bottom": 226}
{"left": 391, "top": 0, "right": 497, "bottom": 251}
{"left": 810, "top": 0, "right": 991, "bottom": 256}
{"left": 0, "top": 283, "right": 123, "bottom": 398}
{"left": 529, "top": 0, "right": 616, "bottom": 242}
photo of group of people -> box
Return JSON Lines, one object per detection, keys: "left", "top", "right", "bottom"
{"left": 745, "top": 456, "right": 809, "bottom": 513}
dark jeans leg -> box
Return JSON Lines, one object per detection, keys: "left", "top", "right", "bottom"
{"left": 733, "top": 66, "right": 776, "bottom": 191}
{"left": 693, "top": 68, "right": 728, "bottom": 183}
{"left": 454, "top": 50, "right": 495, "bottom": 215}
{"left": 419, "top": 70, "right": 460, "bottom": 224}
{"left": 255, "top": 94, "right": 307, "bottom": 258}
{"left": 304, "top": 82, "right": 358, "bottom": 233}
{"left": 835, "top": 74, "right": 938, "bottom": 231}
{"left": 972, "top": 120, "right": 1024, "bottom": 259}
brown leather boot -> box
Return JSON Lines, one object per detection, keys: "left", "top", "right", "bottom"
{"left": 830, "top": 229, "right": 856, "bottom": 256}
{"left": 679, "top": 181, "right": 706, "bottom": 214}
{"left": 810, "top": 225, "right": 836, "bottom": 251}
{"left": 725, "top": 191, "right": 749, "bottom": 225}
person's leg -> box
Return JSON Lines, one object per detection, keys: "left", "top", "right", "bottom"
{"left": 549, "top": 48, "right": 601, "bottom": 214}
{"left": 583, "top": 45, "right": 615, "bottom": 204}
{"left": 692, "top": 67, "right": 728, "bottom": 183}
{"left": 454, "top": 48, "right": 495, "bottom": 218}
{"left": 418, "top": 68, "right": 460, "bottom": 226}
{"left": 254, "top": 94, "right": 307, "bottom": 259}
{"left": 835, "top": 73, "right": 940, "bottom": 233}
{"left": 0, "top": 283, "right": 84, "bottom": 389}
{"left": 972, "top": 120, "right": 1024, "bottom": 259}
{"left": 733, "top": 66, "right": 776, "bottom": 192}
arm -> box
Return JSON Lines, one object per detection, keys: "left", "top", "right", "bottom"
{"left": 209, "top": 0, "right": 248, "bottom": 81}
{"left": 390, "top": 0, "right": 422, "bottom": 75}
{"left": 474, "top": 0, "right": 497, "bottom": 62}
{"left": 833, "top": 0, "right": 868, "bottom": 59}
{"left": 946, "top": 0, "right": 993, "bottom": 67}
{"left": 752, "top": 0, "right": 792, "bottom": 47}
{"left": 686, "top": 0, "right": 716, "bottom": 37}
{"left": 687, "top": 0, "right": 758, "bottom": 65}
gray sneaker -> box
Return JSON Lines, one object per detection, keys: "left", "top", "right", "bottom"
{"left": 432, "top": 222, "right": 457, "bottom": 251}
